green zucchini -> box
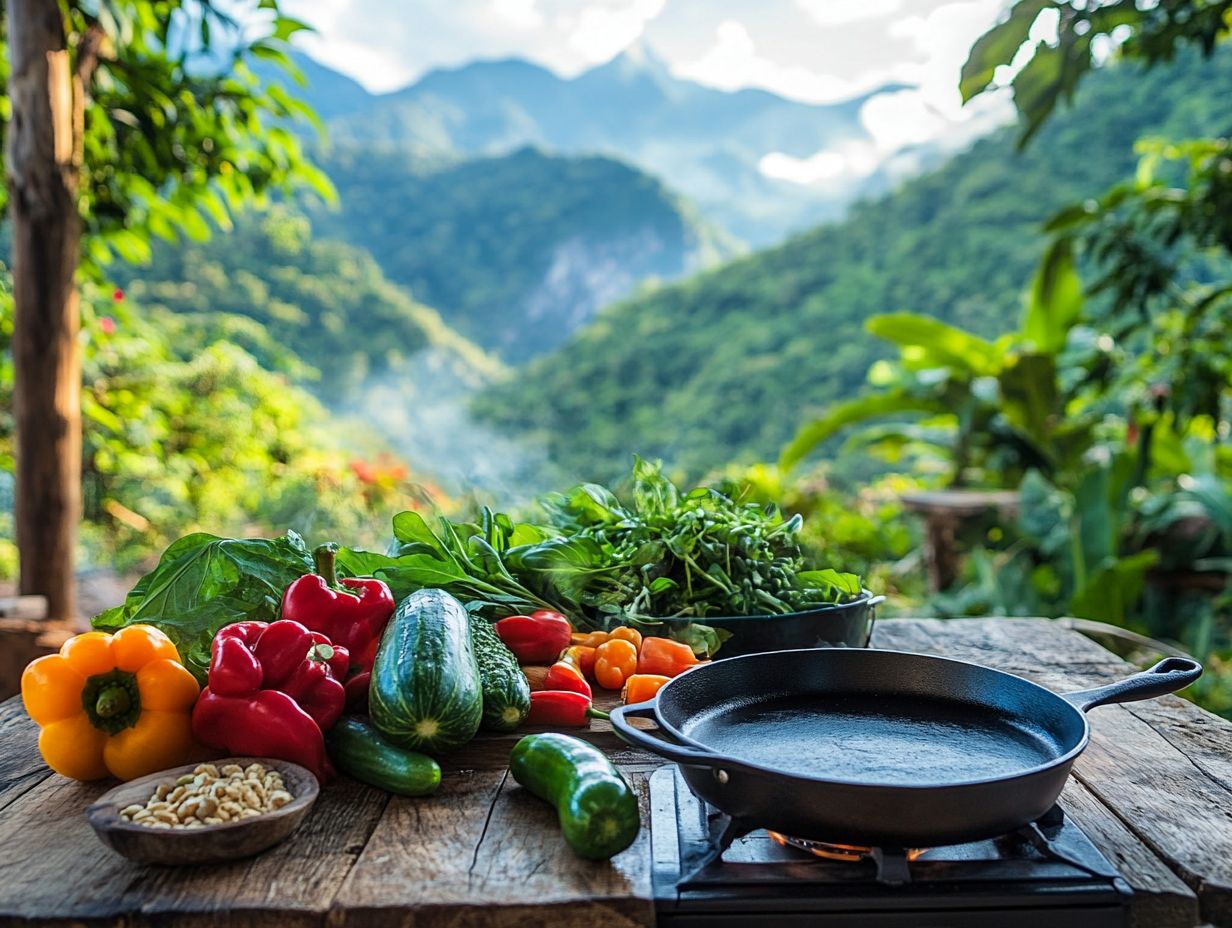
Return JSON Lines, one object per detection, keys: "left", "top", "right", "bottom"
{"left": 325, "top": 716, "right": 442, "bottom": 796}
{"left": 509, "top": 733, "right": 640, "bottom": 859}
{"left": 370, "top": 588, "right": 483, "bottom": 754}
{"left": 470, "top": 614, "right": 531, "bottom": 731}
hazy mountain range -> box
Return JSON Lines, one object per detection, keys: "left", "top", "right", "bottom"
{"left": 290, "top": 45, "right": 927, "bottom": 245}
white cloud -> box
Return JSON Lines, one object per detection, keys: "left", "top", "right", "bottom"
{"left": 759, "top": 142, "right": 880, "bottom": 186}
{"left": 673, "top": 19, "right": 902, "bottom": 104}
{"left": 491, "top": 0, "right": 544, "bottom": 30}
{"left": 567, "top": 0, "right": 666, "bottom": 61}
{"left": 753, "top": 0, "right": 1015, "bottom": 187}
{"left": 796, "top": 0, "right": 905, "bottom": 28}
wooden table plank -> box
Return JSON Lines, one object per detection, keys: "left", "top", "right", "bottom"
{"left": 0, "top": 696, "right": 51, "bottom": 814}
{"left": 0, "top": 773, "right": 388, "bottom": 928}
{"left": 1060, "top": 778, "right": 1200, "bottom": 928}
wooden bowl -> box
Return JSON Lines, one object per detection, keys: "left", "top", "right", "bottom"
{"left": 85, "top": 757, "right": 319, "bottom": 866}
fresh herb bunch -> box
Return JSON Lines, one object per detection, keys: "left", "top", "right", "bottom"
{"left": 522, "top": 457, "right": 862, "bottom": 623}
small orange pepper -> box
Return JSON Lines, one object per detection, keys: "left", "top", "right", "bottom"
{"left": 572, "top": 630, "right": 610, "bottom": 648}
{"left": 637, "top": 637, "right": 701, "bottom": 678}
{"left": 623, "top": 674, "right": 670, "bottom": 704}
{"left": 594, "top": 638, "right": 639, "bottom": 690}
{"left": 608, "top": 626, "right": 644, "bottom": 651}
{"left": 562, "top": 645, "right": 597, "bottom": 679}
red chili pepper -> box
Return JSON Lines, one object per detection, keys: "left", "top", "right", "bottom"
{"left": 280, "top": 543, "right": 395, "bottom": 674}
{"left": 525, "top": 690, "right": 609, "bottom": 727}
{"left": 494, "top": 612, "right": 573, "bottom": 664}
{"left": 543, "top": 660, "right": 592, "bottom": 698}
{"left": 191, "top": 620, "right": 349, "bottom": 781}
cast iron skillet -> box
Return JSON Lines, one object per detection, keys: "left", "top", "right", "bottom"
{"left": 609, "top": 648, "right": 1201, "bottom": 847}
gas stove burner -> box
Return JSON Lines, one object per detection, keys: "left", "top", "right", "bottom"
{"left": 765, "top": 831, "right": 926, "bottom": 863}
{"left": 650, "top": 767, "right": 1133, "bottom": 927}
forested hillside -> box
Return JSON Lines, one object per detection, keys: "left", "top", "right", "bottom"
{"left": 114, "top": 208, "right": 502, "bottom": 399}
{"left": 472, "top": 48, "right": 1232, "bottom": 481}
{"left": 306, "top": 147, "right": 730, "bottom": 358}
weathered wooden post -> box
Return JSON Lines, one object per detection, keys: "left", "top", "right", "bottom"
{"left": 5, "top": 0, "right": 93, "bottom": 621}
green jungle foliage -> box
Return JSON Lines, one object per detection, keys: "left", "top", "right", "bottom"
{"left": 113, "top": 207, "right": 503, "bottom": 400}
{"left": 0, "top": 278, "right": 436, "bottom": 573}
{"left": 472, "top": 47, "right": 1232, "bottom": 483}
{"left": 306, "top": 146, "right": 730, "bottom": 359}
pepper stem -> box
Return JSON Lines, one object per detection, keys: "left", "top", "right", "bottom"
{"left": 313, "top": 542, "right": 340, "bottom": 588}
{"left": 586, "top": 707, "right": 611, "bottom": 721}
{"left": 95, "top": 685, "right": 131, "bottom": 719}
{"left": 308, "top": 643, "right": 335, "bottom": 663}
{"left": 81, "top": 668, "right": 142, "bottom": 734}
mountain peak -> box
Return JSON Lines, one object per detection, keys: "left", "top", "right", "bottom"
{"left": 584, "top": 38, "right": 677, "bottom": 90}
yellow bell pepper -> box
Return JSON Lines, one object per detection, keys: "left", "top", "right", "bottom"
{"left": 21, "top": 625, "right": 200, "bottom": 781}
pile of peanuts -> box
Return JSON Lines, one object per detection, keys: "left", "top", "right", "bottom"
{"left": 119, "top": 762, "right": 295, "bottom": 829}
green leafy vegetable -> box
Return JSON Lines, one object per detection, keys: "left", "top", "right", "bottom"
{"left": 92, "top": 532, "right": 313, "bottom": 681}
{"left": 346, "top": 458, "right": 865, "bottom": 656}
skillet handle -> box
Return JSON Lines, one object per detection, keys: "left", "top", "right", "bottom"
{"left": 1062, "top": 657, "right": 1202, "bottom": 712}
{"left": 609, "top": 702, "right": 761, "bottom": 778}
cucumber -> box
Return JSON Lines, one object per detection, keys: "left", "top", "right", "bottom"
{"left": 325, "top": 716, "right": 442, "bottom": 796}
{"left": 370, "top": 588, "right": 483, "bottom": 754}
{"left": 470, "top": 614, "right": 531, "bottom": 731}
{"left": 509, "top": 733, "right": 640, "bottom": 859}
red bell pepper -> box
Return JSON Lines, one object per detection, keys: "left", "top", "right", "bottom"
{"left": 543, "top": 660, "right": 592, "bottom": 698}
{"left": 191, "top": 620, "right": 350, "bottom": 781}
{"left": 494, "top": 611, "right": 573, "bottom": 664}
{"left": 280, "top": 542, "right": 395, "bottom": 677}
{"left": 526, "top": 690, "right": 609, "bottom": 728}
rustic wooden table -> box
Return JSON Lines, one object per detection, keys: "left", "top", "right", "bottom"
{"left": 0, "top": 617, "right": 1229, "bottom": 928}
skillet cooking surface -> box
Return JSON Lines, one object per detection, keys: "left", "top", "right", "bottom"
{"left": 684, "top": 692, "right": 1064, "bottom": 786}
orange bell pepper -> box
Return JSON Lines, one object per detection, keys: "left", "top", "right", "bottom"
{"left": 21, "top": 626, "right": 200, "bottom": 781}
{"left": 637, "top": 637, "right": 701, "bottom": 678}
{"left": 561, "top": 645, "right": 597, "bottom": 679}
{"left": 594, "top": 638, "right": 639, "bottom": 690}
{"left": 608, "top": 626, "right": 644, "bottom": 651}
{"left": 623, "top": 674, "right": 670, "bottom": 704}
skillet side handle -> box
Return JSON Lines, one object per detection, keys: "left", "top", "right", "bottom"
{"left": 609, "top": 702, "right": 759, "bottom": 776}
{"left": 1062, "top": 657, "right": 1203, "bottom": 713}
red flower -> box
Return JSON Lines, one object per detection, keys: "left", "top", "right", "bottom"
{"left": 99, "top": 316, "right": 117, "bottom": 335}
{"left": 112, "top": 288, "right": 124, "bottom": 302}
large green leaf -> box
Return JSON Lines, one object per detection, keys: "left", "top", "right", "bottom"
{"left": 1023, "top": 239, "right": 1084, "bottom": 355}
{"left": 866, "top": 313, "right": 1003, "bottom": 377}
{"left": 504, "top": 536, "right": 615, "bottom": 603}
{"left": 92, "top": 531, "right": 313, "bottom": 681}
{"left": 780, "top": 391, "right": 947, "bottom": 471}
{"left": 960, "top": 0, "right": 1057, "bottom": 101}
{"left": 998, "top": 352, "right": 1058, "bottom": 444}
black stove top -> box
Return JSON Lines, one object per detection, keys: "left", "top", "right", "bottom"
{"left": 649, "top": 767, "right": 1132, "bottom": 927}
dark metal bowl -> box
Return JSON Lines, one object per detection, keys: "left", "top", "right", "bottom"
{"left": 656, "top": 590, "right": 883, "bottom": 658}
